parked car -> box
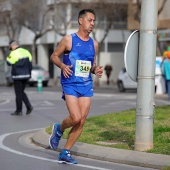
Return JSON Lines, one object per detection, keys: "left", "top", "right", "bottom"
{"left": 6, "top": 65, "right": 50, "bottom": 87}
{"left": 117, "top": 57, "right": 166, "bottom": 93}
{"left": 117, "top": 67, "right": 137, "bottom": 92}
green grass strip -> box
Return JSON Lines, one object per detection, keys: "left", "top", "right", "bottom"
{"left": 46, "top": 105, "right": 170, "bottom": 155}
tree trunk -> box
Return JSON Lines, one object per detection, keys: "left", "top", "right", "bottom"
{"left": 31, "top": 38, "right": 37, "bottom": 65}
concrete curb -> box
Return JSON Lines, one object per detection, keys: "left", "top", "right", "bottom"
{"left": 32, "top": 129, "right": 170, "bottom": 169}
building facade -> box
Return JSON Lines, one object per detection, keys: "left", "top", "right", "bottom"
{"left": 0, "top": 0, "right": 131, "bottom": 85}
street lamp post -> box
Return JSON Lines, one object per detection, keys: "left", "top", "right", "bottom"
{"left": 135, "top": 0, "right": 158, "bottom": 151}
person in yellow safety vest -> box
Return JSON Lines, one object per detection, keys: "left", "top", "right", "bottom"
{"left": 6, "top": 40, "right": 33, "bottom": 116}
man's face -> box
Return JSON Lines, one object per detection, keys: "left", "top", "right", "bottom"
{"left": 80, "top": 12, "right": 95, "bottom": 33}
{"left": 10, "top": 42, "right": 18, "bottom": 50}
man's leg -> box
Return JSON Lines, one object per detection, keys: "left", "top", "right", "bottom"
{"left": 49, "top": 95, "right": 81, "bottom": 151}
{"left": 61, "top": 95, "right": 91, "bottom": 150}
{"left": 167, "top": 80, "right": 170, "bottom": 99}
{"left": 22, "top": 80, "right": 33, "bottom": 112}
{"left": 14, "top": 80, "right": 23, "bottom": 112}
{"left": 106, "top": 73, "right": 111, "bottom": 85}
{"left": 58, "top": 95, "right": 91, "bottom": 164}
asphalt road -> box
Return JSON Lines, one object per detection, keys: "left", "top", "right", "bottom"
{"left": 0, "top": 85, "right": 168, "bottom": 170}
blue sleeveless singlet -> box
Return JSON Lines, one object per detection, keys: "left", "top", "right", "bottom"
{"left": 61, "top": 33, "right": 95, "bottom": 86}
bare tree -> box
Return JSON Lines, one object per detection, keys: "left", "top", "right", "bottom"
{"left": 52, "top": 0, "right": 127, "bottom": 53}
{"left": 0, "top": 0, "right": 127, "bottom": 66}
{"left": 12, "top": 0, "right": 55, "bottom": 64}
{"left": 133, "top": 0, "right": 167, "bottom": 22}
{"left": 0, "top": 0, "right": 56, "bottom": 64}
{"left": 131, "top": 0, "right": 168, "bottom": 55}
{"left": 0, "top": 0, "right": 21, "bottom": 41}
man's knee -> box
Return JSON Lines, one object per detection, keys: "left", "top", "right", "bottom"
{"left": 71, "top": 116, "right": 81, "bottom": 126}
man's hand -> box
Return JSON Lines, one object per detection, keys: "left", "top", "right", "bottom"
{"left": 62, "top": 65, "right": 73, "bottom": 78}
{"left": 94, "top": 66, "right": 103, "bottom": 78}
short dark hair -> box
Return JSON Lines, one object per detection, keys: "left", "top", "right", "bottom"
{"left": 9, "top": 40, "right": 17, "bottom": 46}
{"left": 9, "top": 40, "right": 19, "bottom": 50}
{"left": 9, "top": 40, "right": 19, "bottom": 47}
{"left": 78, "top": 9, "right": 95, "bottom": 24}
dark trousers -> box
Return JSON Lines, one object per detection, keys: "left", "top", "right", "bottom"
{"left": 106, "top": 73, "right": 111, "bottom": 85}
{"left": 14, "top": 80, "right": 32, "bottom": 112}
{"left": 167, "top": 80, "right": 170, "bottom": 99}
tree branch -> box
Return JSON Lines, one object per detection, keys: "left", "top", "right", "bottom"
{"left": 158, "top": 0, "right": 167, "bottom": 15}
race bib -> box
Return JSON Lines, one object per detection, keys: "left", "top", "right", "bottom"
{"left": 75, "top": 60, "right": 91, "bottom": 77}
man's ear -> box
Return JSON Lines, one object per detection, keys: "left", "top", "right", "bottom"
{"left": 79, "top": 18, "right": 83, "bottom": 25}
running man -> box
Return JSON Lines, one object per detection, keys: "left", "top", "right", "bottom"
{"left": 49, "top": 9, "right": 103, "bottom": 164}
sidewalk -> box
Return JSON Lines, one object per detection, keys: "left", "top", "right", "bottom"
{"left": 31, "top": 128, "right": 170, "bottom": 169}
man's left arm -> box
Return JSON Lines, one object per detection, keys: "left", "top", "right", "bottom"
{"left": 91, "top": 40, "right": 103, "bottom": 78}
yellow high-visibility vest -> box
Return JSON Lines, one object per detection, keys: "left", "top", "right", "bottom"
{"left": 7, "top": 48, "right": 32, "bottom": 65}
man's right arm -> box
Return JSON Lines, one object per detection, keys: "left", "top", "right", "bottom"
{"left": 50, "top": 36, "right": 69, "bottom": 69}
{"left": 6, "top": 54, "right": 13, "bottom": 66}
{"left": 50, "top": 35, "right": 73, "bottom": 78}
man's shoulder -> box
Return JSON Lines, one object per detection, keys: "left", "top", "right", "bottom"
{"left": 18, "top": 47, "right": 27, "bottom": 51}
{"left": 63, "top": 34, "right": 72, "bottom": 40}
{"left": 17, "top": 47, "right": 31, "bottom": 53}
{"left": 61, "top": 35, "right": 72, "bottom": 48}
{"left": 14, "top": 47, "right": 26, "bottom": 52}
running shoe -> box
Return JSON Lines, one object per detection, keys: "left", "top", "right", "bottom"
{"left": 58, "top": 149, "right": 78, "bottom": 164}
{"left": 49, "top": 123, "right": 63, "bottom": 150}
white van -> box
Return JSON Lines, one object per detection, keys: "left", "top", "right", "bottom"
{"left": 117, "top": 57, "right": 166, "bottom": 94}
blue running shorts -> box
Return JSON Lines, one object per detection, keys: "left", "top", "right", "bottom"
{"left": 62, "top": 83, "right": 93, "bottom": 100}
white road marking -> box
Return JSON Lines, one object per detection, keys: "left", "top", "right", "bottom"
{"left": 25, "top": 101, "right": 55, "bottom": 107}
{"left": 0, "top": 107, "right": 55, "bottom": 112}
{"left": 0, "top": 99, "right": 10, "bottom": 105}
{"left": 0, "top": 129, "right": 112, "bottom": 170}
{"left": 44, "top": 101, "right": 54, "bottom": 106}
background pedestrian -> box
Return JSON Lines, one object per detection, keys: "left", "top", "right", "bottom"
{"left": 6, "top": 40, "right": 33, "bottom": 115}
{"left": 161, "top": 51, "right": 170, "bottom": 99}
{"left": 104, "top": 64, "right": 113, "bottom": 85}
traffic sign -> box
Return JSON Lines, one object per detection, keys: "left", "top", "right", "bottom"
{"left": 124, "top": 30, "right": 139, "bottom": 82}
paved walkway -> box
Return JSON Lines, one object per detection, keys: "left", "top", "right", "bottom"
{"left": 31, "top": 129, "right": 170, "bottom": 169}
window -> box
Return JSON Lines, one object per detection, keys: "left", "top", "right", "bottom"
{"left": 108, "top": 43, "right": 124, "bottom": 52}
